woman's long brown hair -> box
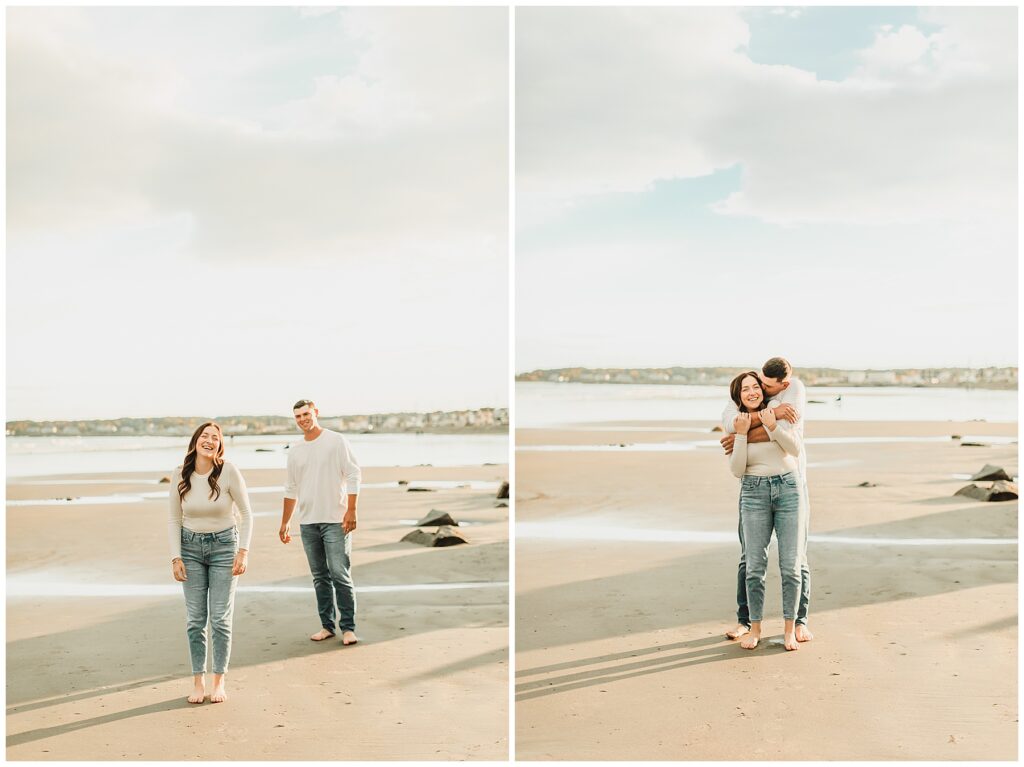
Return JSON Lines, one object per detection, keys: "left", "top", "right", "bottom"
{"left": 729, "top": 371, "right": 768, "bottom": 413}
{"left": 178, "top": 422, "right": 225, "bottom": 503}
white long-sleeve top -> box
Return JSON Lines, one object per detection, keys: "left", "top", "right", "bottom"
{"left": 729, "top": 419, "right": 802, "bottom": 478}
{"left": 168, "top": 460, "right": 254, "bottom": 558}
{"left": 283, "top": 429, "right": 361, "bottom": 525}
{"left": 722, "top": 376, "right": 808, "bottom": 476}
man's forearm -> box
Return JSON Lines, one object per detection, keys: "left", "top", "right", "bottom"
{"left": 281, "top": 498, "right": 296, "bottom": 525}
{"left": 346, "top": 494, "right": 358, "bottom": 514}
{"left": 746, "top": 425, "right": 770, "bottom": 444}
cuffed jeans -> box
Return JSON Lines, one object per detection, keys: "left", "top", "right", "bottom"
{"left": 300, "top": 523, "right": 356, "bottom": 634}
{"left": 180, "top": 526, "right": 238, "bottom": 675}
{"left": 738, "top": 473, "right": 802, "bottom": 623}
{"left": 736, "top": 476, "right": 811, "bottom": 626}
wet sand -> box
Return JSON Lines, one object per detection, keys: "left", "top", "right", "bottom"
{"left": 515, "top": 420, "right": 1017, "bottom": 760}
{"left": 7, "top": 464, "right": 509, "bottom": 760}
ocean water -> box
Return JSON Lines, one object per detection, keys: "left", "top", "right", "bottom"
{"left": 5, "top": 432, "right": 509, "bottom": 479}
{"left": 517, "top": 382, "right": 1018, "bottom": 428}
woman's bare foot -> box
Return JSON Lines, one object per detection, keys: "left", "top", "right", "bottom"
{"left": 210, "top": 673, "right": 227, "bottom": 703}
{"left": 783, "top": 619, "right": 799, "bottom": 651}
{"left": 795, "top": 624, "right": 814, "bottom": 642}
{"left": 310, "top": 628, "right": 335, "bottom": 641}
{"left": 342, "top": 630, "right": 358, "bottom": 646}
{"left": 725, "top": 623, "right": 750, "bottom": 640}
{"left": 187, "top": 674, "right": 205, "bottom": 704}
{"left": 740, "top": 622, "right": 762, "bottom": 650}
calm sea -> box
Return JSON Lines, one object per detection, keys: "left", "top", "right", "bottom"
{"left": 517, "top": 382, "right": 1018, "bottom": 428}
{"left": 6, "top": 432, "right": 509, "bottom": 479}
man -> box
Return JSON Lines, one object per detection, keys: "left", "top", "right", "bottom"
{"left": 720, "top": 357, "right": 813, "bottom": 643}
{"left": 280, "top": 399, "right": 362, "bottom": 645}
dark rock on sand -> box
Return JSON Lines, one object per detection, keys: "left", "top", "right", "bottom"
{"left": 970, "top": 464, "right": 1012, "bottom": 482}
{"left": 711, "top": 425, "right": 723, "bottom": 433}
{"left": 960, "top": 441, "right": 989, "bottom": 447}
{"left": 433, "top": 525, "right": 470, "bottom": 546}
{"left": 407, "top": 487, "right": 436, "bottom": 492}
{"left": 495, "top": 501, "right": 509, "bottom": 508}
{"left": 955, "top": 481, "right": 1019, "bottom": 502}
{"left": 415, "top": 510, "right": 459, "bottom": 527}
{"left": 497, "top": 481, "right": 509, "bottom": 500}
{"left": 401, "top": 529, "right": 435, "bottom": 546}
{"left": 857, "top": 481, "right": 879, "bottom": 488}
{"left": 159, "top": 476, "right": 171, "bottom": 484}
{"left": 401, "top": 525, "right": 469, "bottom": 547}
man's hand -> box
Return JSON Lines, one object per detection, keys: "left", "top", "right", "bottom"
{"left": 342, "top": 508, "right": 358, "bottom": 534}
{"left": 279, "top": 523, "right": 291, "bottom": 544}
{"left": 774, "top": 403, "right": 798, "bottom": 424}
{"left": 720, "top": 433, "right": 736, "bottom": 456}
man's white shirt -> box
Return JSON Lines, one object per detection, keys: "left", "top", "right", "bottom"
{"left": 283, "top": 429, "right": 361, "bottom": 525}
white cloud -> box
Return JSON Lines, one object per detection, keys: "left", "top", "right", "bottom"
{"left": 517, "top": 7, "right": 1016, "bottom": 228}
{"left": 7, "top": 7, "right": 508, "bottom": 262}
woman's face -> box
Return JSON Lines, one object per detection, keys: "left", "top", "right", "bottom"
{"left": 195, "top": 426, "right": 222, "bottom": 461}
{"left": 739, "top": 375, "right": 764, "bottom": 410}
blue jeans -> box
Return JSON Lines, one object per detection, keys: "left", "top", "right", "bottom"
{"left": 736, "top": 476, "right": 811, "bottom": 626}
{"left": 300, "top": 523, "right": 356, "bottom": 634}
{"left": 738, "top": 473, "right": 802, "bottom": 622}
{"left": 180, "top": 526, "right": 238, "bottom": 674}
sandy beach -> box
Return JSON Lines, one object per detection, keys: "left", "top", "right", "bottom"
{"left": 515, "top": 419, "right": 1017, "bottom": 760}
{"left": 7, "top": 463, "right": 509, "bottom": 760}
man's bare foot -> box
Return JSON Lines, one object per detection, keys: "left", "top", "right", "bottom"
{"left": 210, "top": 673, "right": 227, "bottom": 703}
{"left": 342, "top": 630, "right": 358, "bottom": 646}
{"left": 795, "top": 624, "right": 814, "bottom": 642}
{"left": 187, "top": 674, "right": 205, "bottom": 704}
{"left": 725, "top": 624, "right": 750, "bottom": 640}
{"left": 784, "top": 632, "right": 800, "bottom": 651}
{"left": 740, "top": 631, "right": 761, "bottom": 650}
{"left": 310, "top": 628, "right": 335, "bottom": 641}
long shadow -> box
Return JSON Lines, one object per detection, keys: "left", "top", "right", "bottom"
{"left": 7, "top": 541, "right": 509, "bottom": 720}
{"left": 7, "top": 698, "right": 183, "bottom": 748}
{"left": 517, "top": 503, "right": 1017, "bottom": 660}
{"left": 515, "top": 637, "right": 791, "bottom": 702}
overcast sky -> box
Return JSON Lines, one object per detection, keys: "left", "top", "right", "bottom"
{"left": 7, "top": 7, "right": 508, "bottom": 420}
{"left": 516, "top": 7, "right": 1018, "bottom": 372}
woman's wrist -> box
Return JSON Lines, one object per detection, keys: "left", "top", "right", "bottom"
{"left": 171, "top": 557, "right": 182, "bottom": 563}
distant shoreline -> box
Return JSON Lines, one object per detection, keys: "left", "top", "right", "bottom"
{"left": 516, "top": 378, "right": 1017, "bottom": 391}
{"left": 6, "top": 407, "right": 509, "bottom": 439}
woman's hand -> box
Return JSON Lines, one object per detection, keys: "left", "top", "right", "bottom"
{"left": 761, "top": 407, "right": 777, "bottom": 431}
{"left": 232, "top": 549, "right": 249, "bottom": 576}
{"left": 734, "top": 413, "right": 751, "bottom": 435}
{"left": 172, "top": 558, "right": 187, "bottom": 582}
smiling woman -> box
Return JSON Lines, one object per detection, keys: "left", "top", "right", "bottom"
{"left": 168, "top": 422, "right": 253, "bottom": 705}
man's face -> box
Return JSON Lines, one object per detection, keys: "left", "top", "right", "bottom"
{"left": 760, "top": 376, "right": 790, "bottom": 397}
{"left": 293, "top": 406, "right": 319, "bottom": 433}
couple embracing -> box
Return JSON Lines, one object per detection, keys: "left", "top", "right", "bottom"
{"left": 167, "top": 398, "right": 360, "bottom": 704}
{"left": 719, "top": 357, "right": 813, "bottom": 651}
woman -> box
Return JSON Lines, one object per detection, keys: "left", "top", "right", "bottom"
{"left": 168, "top": 422, "right": 253, "bottom": 702}
{"left": 727, "top": 372, "right": 802, "bottom": 651}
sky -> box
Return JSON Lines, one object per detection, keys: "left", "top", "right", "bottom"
{"left": 7, "top": 7, "right": 509, "bottom": 420}
{"left": 516, "top": 6, "right": 1018, "bottom": 372}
